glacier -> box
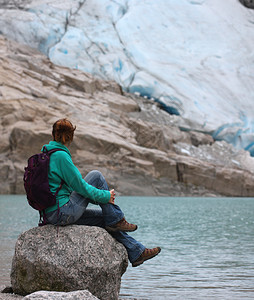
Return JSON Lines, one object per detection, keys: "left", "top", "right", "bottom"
{"left": 0, "top": 0, "right": 254, "bottom": 153}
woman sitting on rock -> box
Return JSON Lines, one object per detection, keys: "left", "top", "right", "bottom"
{"left": 42, "top": 118, "right": 161, "bottom": 267}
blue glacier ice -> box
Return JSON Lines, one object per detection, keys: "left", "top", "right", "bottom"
{"left": 0, "top": 0, "right": 254, "bottom": 153}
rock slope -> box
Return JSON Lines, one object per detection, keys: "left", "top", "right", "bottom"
{"left": 0, "top": 0, "right": 254, "bottom": 153}
{"left": 1, "top": 36, "right": 254, "bottom": 197}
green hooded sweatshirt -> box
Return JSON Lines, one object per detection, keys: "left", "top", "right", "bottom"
{"left": 42, "top": 141, "right": 110, "bottom": 213}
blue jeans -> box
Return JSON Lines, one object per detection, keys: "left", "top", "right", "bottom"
{"left": 46, "top": 170, "right": 145, "bottom": 263}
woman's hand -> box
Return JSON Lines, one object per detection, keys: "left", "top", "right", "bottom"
{"left": 109, "top": 189, "right": 115, "bottom": 204}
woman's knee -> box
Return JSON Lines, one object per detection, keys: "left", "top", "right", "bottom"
{"left": 88, "top": 170, "right": 103, "bottom": 177}
{"left": 85, "top": 170, "right": 108, "bottom": 190}
{"left": 85, "top": 170, "right": 102, "bottom": 182}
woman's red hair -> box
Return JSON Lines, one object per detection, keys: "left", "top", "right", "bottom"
{"left": 52, "top": 118, "right": 76, "bottom": 145}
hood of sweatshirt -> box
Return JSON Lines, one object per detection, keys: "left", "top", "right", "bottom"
{"left": 41, "top": 141, "right": 71, "bottom": 157}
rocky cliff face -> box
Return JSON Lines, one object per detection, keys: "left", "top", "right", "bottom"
{"left": 1, "top": 36, "right": 254, "bottom": 197}
{"left": 0, "top": 0, "right": 254, "bottom": 155}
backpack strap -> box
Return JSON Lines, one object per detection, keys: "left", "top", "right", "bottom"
{"left": 43, "top": 147, "right": 65, "bottom": 155}
{"left": 39, "top": 179, "right": 65, "bottom": 227}
{"left": 54, "top": 179, "right": 65, "bottom": 196}
{"left": 39, "top": 210, "right": 47, "bottom": 226}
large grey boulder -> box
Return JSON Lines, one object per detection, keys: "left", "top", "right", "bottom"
{"left": 11, "top": 225, "right": 128, "bottom": 300}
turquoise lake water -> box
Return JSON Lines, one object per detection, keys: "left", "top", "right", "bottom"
{"left": 0, "top": 196, "right": 254, "bottom": 299}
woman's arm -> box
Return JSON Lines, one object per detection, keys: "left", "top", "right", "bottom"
{"left": 56, "top": 151, "right": 111, "bottom": 204}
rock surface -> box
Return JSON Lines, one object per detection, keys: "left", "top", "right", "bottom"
{"left": 1, "top": 36, "right": 254, "bottom": 197}
{"left": 24, "top": 290, "right": 99, "bottom": 300}
{"left": 11, "top": 225, "right": 128, "bottom": 300}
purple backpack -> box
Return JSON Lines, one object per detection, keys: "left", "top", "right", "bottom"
{"left": 23, "top": 147, "right": 64, "bottom": 224}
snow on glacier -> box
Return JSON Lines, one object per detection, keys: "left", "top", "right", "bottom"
{"left": 0, "top": 0, "right": 254, "bottom": 153}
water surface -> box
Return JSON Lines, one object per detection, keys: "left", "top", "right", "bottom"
{"left": 0, "top": 196, "right": 254, "bottom": 299}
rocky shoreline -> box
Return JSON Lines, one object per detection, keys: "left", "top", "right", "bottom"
{"left": 1, "top": 35, "right": 254, "bottom": 197}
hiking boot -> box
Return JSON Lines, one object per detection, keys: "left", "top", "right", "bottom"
{"left": 132, "top": 247, "right": 161, "bottom": 267}
{"left": 105, "top": 218, "right": 138, "bottom": 232}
